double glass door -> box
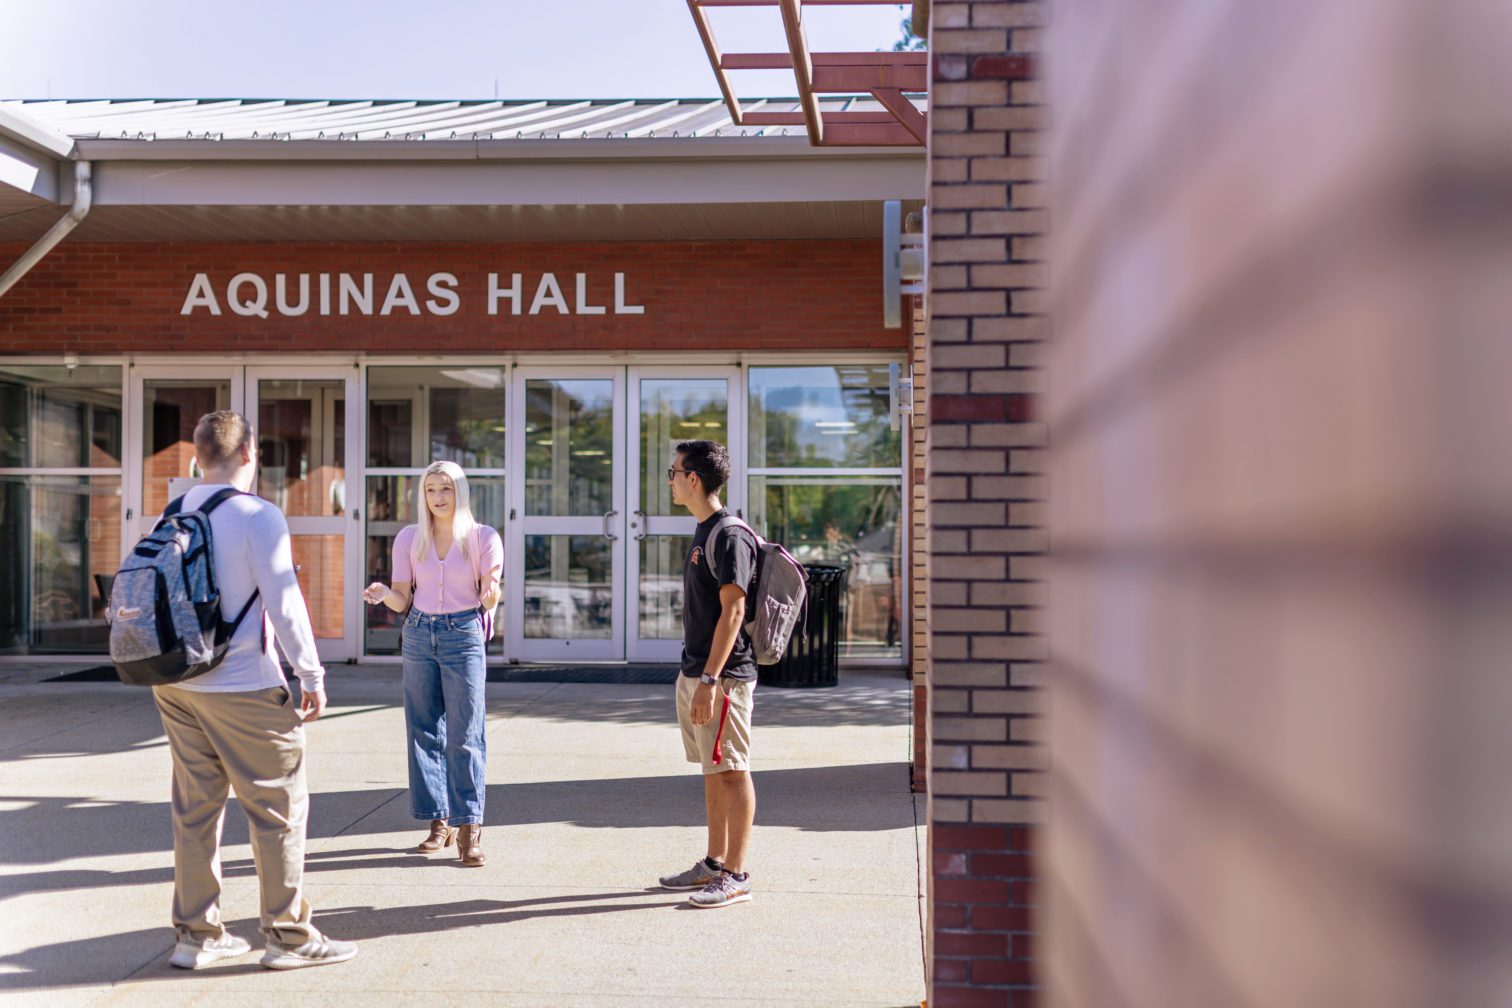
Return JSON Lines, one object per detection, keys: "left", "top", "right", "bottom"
{"left": 125, "top": 365, "right": 360, "bottom": 662}
{"left": 123, "top": 363, "right": 737, "bottom": 663}
{"left": 508, "top": 367, "right": 738, "bottom": 662}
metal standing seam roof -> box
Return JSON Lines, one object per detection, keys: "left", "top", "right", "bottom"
{"left": 0, "top": 96, "right": 927, "bottom": 143}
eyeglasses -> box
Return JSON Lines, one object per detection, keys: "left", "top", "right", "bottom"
{"left": 667, "top": 467, "right": 694, "bottom": 481}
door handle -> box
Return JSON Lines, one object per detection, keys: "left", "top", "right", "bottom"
{"left": 603, "top": 510, "right": 619, "bottom": 541}
{"left": 631, "top": 509, "right": 645, "bottom": 541}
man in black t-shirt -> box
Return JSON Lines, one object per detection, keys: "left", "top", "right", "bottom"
{"left": 656, "top": 439, "right": 759, "bottom": 909}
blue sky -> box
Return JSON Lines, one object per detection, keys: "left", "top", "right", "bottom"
{"left": 0, "top": 0, "right": 913, "bottom": 101}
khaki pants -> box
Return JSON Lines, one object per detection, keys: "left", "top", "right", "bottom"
{"left": 152, "top": 685, "right": 319, "bottom": 945}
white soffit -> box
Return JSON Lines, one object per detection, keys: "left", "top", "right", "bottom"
{"left": 0, "top": 106, "right": 71, "bottom": 202}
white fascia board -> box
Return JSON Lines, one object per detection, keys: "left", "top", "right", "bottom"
{"left": 0, "top": 137, "right": 60, "bottom": 202}
{"left": 0, "top": 108, "right": 72, "bottom": 202}
{"left": 73, "top": 135, "right": 915, "bottom": 161}
{"left": 85, "top": 147, "right": 925, "bottom": 207}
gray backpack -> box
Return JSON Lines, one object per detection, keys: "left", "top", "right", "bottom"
{"left": 107, "top": 488, "right": 262, "bottom": 687}
{"left": 709, "top": 515, "right": 808, "bottom": 665}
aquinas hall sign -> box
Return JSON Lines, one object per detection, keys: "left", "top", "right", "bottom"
{"left": 180, "top": 270, "right": 646, "bottom": 319}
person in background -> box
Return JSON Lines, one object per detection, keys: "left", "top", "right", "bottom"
{"left": 364, "top": 460, "right": 501, "bottom": 867}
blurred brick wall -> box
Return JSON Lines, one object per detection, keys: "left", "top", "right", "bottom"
{"left": 1044, "top": 1, "right": 1512, "bottom": 1006}
{"left": 925, "top": 1, "right": 1049, "bottom": 1004}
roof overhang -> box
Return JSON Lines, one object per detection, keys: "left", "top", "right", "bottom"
{"left": 0, "top": 106, "right": 72, "bottom": 203}
{"left": 0, "top": 101, "right": 924, "bottom": 242}
{"left": 70, "top": 136, "right": 921, "bottom": 207}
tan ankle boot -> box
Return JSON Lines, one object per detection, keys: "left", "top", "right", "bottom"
{"left": 458, "top": 824, "right": 485, "bottom": 867}
{"left": 417, "top": 819, "right": 455, "bottom": 853}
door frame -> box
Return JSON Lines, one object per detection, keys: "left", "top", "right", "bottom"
{"left": 244, "top": 366, "right": 362, "bottom": 662}
{"left": 124, "top": 363, "right": 245, "bottom": 546}
{"left": 624, "top": 366, "right": 744, "bottom": 662}
{"left": 506, "top": 366, "right": 627, "bottom": 662}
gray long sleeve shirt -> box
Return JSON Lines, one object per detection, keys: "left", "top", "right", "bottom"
{"left": 162, "top": 483, "right": 326, "bottom": 695}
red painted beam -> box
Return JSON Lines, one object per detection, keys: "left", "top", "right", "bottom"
{"left": 812, "top": 65, "right": 928, "bottom": 91}
{"left": 721, "top": 51, "right": 928, "bottom": 70}
{"left": 743, "top": 111, "right": 902, "bottom": 125}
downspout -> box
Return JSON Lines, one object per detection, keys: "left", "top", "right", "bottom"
{"left": 0, "top": 160, "right": 92, "bottom": 300}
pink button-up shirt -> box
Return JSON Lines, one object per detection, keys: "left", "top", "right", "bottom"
{"left": 393, "top": 524, "right": 502, "bottom": 615}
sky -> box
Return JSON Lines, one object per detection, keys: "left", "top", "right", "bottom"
{"left": 0, "top": 0, "right": 914, "bottom": 102}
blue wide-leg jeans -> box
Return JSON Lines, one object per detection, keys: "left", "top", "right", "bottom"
{"left": 401, "top": 608, "right": 487, "bottom": 826}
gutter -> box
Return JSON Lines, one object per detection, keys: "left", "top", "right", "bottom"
{"left": 0, "top": 161, "right": 92, "bottom": 300}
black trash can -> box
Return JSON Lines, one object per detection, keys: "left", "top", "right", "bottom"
{"left": 759, "top": 563, "right": 848, "bottom": 688}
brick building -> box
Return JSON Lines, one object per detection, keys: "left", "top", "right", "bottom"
{"left": 0, "top": 98, "right": 923, "bottom": 669}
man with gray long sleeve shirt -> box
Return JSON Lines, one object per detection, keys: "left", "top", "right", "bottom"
{"left": 155, "top": 410, "right": 356, "bottom": 971}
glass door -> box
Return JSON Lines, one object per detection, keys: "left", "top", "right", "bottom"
{"left": 508, "top": 368, "right": 624, "bottom": 661}
{"left": 245, "top": 368, "right": 360, "bottom": 662}
{"left": 626, "top": 368, "right": 740, "bottom": 662}
{"left": 125, "top": 366, "right": 242, "bottom": 542}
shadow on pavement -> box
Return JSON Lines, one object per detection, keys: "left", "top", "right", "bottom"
{"left": 0, "top": 761, "right": 914, "bottom": 902}
{"left": 0, "top": 891, "right": 682, "bottom": 991}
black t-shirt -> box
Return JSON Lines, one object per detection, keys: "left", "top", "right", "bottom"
{"left": 680, "top": 509, "right": 758, "bottom": 682}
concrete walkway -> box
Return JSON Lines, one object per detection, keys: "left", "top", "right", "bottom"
{"left": 0, "top": 664, "right": 925, "bottom": 1007}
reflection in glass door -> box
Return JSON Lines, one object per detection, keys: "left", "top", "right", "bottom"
{"left": 508, "top": 369, "right": 624, "bottom": 661}
{"left": 246, "top": 369, "right": 360, "bottom": 661}
{"left": 127, "top": 367, "right": 240, "bottom": 542}
{"left": 626, "top": 369, "right": 739, "bottom": 662}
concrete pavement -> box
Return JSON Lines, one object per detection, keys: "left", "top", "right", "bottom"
{"left": 0, "top": 664, "right": 925, "bottom": 1007}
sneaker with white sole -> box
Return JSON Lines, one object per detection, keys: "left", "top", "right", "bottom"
{"left": 689, "top": 871, "right": 753, "bottom": 908}
{"left": 168, "top": 933, "right": 252, "bottom": 969}
{"left": 260, "top": 935, "right": 358, "bottom": 970}
{"left": 658, "top": 858, "right": 722, "bottom": 891}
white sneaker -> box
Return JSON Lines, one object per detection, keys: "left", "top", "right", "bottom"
{"left": 260, "top": 935, "right": 358, "bottom": 970}
{"left": 168, "top": 933, "right": 252, "bottom": 969}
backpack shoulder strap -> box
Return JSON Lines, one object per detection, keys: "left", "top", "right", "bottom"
{"left": 705, "top": 514, "right": 759, "bottom": 587}
{"left": 197, "top": 486, "right": 247, "bottom": 515}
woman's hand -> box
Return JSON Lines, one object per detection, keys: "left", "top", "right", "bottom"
{"left": 363, "top": 581, "right": 390, "bottom": 606}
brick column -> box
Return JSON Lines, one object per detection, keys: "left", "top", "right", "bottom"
{"left": 925, "top": 2, "right": 1048, "bottom": 1005}
{"left": 910, "top": 295, "right": 930, "bottom": 792}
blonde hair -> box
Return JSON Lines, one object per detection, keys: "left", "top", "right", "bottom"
{"left": 411, "top": 460, "right": 480, "bottom": 565}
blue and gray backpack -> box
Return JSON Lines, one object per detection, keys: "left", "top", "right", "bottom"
{"left": 107, "top": 487, "right": 262, "bottom": 687}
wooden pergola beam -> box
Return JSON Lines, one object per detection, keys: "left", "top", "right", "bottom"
{"left": 686, "top": 0, "right": 745, "bottom": 124}
{"left": 686, "top": 0, "right": 927, "bottom": 148}
{"left": 777, "top": 0, "right": 824, "bottom": 146}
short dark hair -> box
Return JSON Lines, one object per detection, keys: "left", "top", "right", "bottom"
{"left": 676, "top": 440, "right": 730, "bottom": 498}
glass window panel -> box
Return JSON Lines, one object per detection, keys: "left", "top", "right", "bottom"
{"left": 364, "top": 475, "right": 505, "bottom": 655}
{"left": 142, "top": 380, "right": 229, "bottom": 516}
{"left": 291, "top": 535, "right": 344, "bottom": 639}
{"left": 0, "top": 474, "right": 121, "bottom": 655}
{"left": 368, "top": 366, "right": 506, "bottom": 469}
{"left": 257, "top": 379, "right": 345, "bottom": 518}
{"left": 748, "top": 365, "right": 900, "bottom": 469}
{"left": 750, "top": 477, "right": 902, "bottom": 659}
{"left": 523, "top": 534, "right": 611, "bottom": 639}
{"left": 0, "top": 365, "right": 123, "bottom": 469}
{"left": 524, "top": 379, "right": 612, "bottom": 516}
{"left": 640, "top": 378, "right": 727, "bottom": 516}
{"left": 639, "top": 534, "right": 691, "bottom": 639}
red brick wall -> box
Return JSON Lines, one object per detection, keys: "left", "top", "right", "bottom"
{"left": 925, "top": 2, "right": 1048, "bottom": 1006}
{"left": 0, "top": 240, "right": 905, "bottom": 354}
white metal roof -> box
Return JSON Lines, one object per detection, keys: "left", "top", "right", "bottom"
{"left": 1, "top": 96, "right": 923, "bottom": 143}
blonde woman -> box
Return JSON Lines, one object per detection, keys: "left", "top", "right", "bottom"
{"left": 364, "top": 461, "right": 502, "bottom": 867}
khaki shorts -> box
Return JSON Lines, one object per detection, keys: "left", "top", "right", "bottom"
{"left": 676, "top": 673, "right": 755, "bottom": 774}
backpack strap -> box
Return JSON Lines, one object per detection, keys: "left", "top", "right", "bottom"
{"left": 195, "top": 487, "right": 266, "bottom": 653}
{"left": 704, "top": 514, "right": 760, "bottom": 594}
